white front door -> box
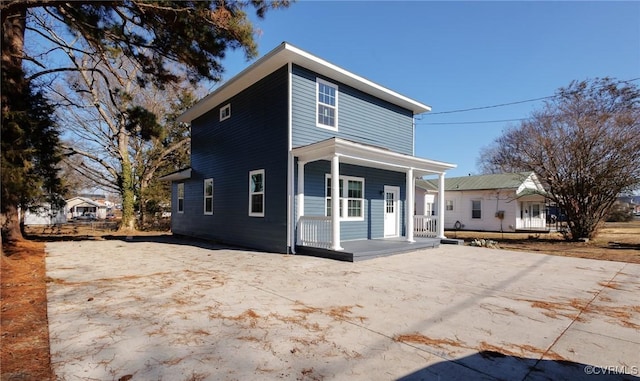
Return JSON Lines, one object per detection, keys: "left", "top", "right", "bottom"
{"left": 384, "top": 186, "right": 400, "bottom": 237}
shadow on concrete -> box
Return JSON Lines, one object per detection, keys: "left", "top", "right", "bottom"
{"left": 397, "top": 351, "right": 640, "bottom": 381}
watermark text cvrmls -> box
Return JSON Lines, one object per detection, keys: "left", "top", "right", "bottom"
{"left": 584, "top": 365, "right": 639, "bottom": 375}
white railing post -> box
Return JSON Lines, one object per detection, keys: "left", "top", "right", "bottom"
{"left": 437, "top": 173, "right": 446, "bottom": 239}
{"left": 406, "top": 168, "right": 415, "bottom": 243}
{"left": 331, "top": 154, "right": 343, "bottom": 251}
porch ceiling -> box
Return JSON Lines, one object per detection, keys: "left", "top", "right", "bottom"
{"left": 292, "top": 138, "right": 456, "bottom": 176}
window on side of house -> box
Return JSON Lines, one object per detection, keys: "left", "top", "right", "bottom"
{"left": 446, "top": 200, "right": 454, "bottom": 211}
{"left": 316, "top": 79, "right": 338, "bottom": 129}
{"left": 249, "top": 169, "right": 265, "bottom": 217}
{"left": 219, "top": 103, "right": 231, "bottom": 121}
{"left": 472, "top": 200, "right": 482, "bottom": 219}
{"left": 325, "top": 175, "right": 364, "bottom": 220}
{"left": 177, "top": 183, "right": 184, "bottom": 213}
{"left": 204, "top": 178, "right": 213, "bottom": 215}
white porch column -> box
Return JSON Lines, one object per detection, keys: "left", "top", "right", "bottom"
{"left": 437, "top": 173, "right": 446, "bottom": 239}
{"left": 296, "top": 161, "right": 306, "bottom": 224}
{"left": 331, "top": 154, "right": 343, "bottom": 251}
{"left": 406, "top": 168, "right": 415, "bottom": 243}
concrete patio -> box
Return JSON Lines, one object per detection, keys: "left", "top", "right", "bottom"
{"left": 45, "top": 237, "right": 640, "bottom": 380}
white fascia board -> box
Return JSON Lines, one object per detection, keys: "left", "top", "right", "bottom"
{"left": 179, "top": 42, "right": 431, "bottom": 123}
{"left": 292, "top": 138, "right": 456, "bottom": 175}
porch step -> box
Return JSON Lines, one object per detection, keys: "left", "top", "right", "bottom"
{"left": 441, "top": 238, "right": 464, "bottom": 245}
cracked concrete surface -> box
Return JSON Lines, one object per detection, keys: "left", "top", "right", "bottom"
{"left": 45, "top": 238, "right": 640, "bottom": 380}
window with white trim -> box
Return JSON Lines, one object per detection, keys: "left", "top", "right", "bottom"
{"left": 325, "top": 175, "right": 364, "bottom": 220}
{"left": 219, "top": 103, "right": 231, "bottom": 121}
{"left": 177, "top": 183, "right": 184, "bottom": 213}
{"left": 204, "top": 178, "right": 213, "bottom": 215}
{"left": 249, "top": 169, "right": 264, "bottom": 217}
{"left": 472, "top": 200, "right": 482, "bottom": 219}
{"left": 446, "top": 200, "right": 454, "bottom": 211}
{"left": 316, "top": 79, "right": 338, "bottom": 129}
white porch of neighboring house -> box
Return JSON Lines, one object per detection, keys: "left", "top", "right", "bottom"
{"left": 291, "top": 138, "right": 456, "bottom": 261}
{"left": 65, "top": 197, "right": 107, "bottom": 219}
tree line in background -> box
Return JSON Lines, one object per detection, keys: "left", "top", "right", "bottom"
{"left": 1, "top": 1, "right": 290, "bottom": 244}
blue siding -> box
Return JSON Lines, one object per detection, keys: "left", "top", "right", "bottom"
{"left": 172, "top": 66, "right": 289, "bottom": 253}
{"left": 291, "top": 64, "right": 415, "bottom": 155}
{"left": 299, "top": 160, "right": 406, "bottom": 240}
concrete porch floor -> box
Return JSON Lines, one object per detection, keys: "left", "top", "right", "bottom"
{"left": 295, "top": 236, "right": 441, "bottom": 262}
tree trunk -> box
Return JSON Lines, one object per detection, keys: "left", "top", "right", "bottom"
{"left": 1, "top": 7, "right": 27, "bottom": 245}
{"left": 118, "top": 130, "right": 136, "bottom": 232}
{"left": 1, "top": 205, "right": 24, "bottom": 245}
{"left": 119, "top": 159, "right": 136, "bottom": 231}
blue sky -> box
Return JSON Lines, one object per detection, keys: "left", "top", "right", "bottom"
{"left": 218, "top": 1, "right": 640, "bottom": 178}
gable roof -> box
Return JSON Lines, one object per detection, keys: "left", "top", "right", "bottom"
{"left": 179, "top": 42, "right": 431, "bottom": 123}
{"left": 417, "top": 172, "right": 545, "bottom": 194}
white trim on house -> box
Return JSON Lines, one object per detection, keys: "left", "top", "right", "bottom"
{"left": 292, "top": 137, "right": 455, "bottom": 176}
{"left": 178, "top": 42, "right": 431, "bottom": 124}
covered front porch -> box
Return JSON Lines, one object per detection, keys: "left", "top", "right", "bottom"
{"left": 296, "top": 236, "right": 441, "bottom": 262}
{"left": 290, "top": 138, "right": 456, "bottom": 259}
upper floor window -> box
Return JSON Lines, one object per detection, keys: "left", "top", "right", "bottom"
{"left": 316, "top": 79, "right": 338, "bottom": 129}
{"left": 472, "top": 200, "right": 482, "bottom": 219}
{"left": 446, "top": 200, "right": 454, "bottom": 211}
{"left": 249, "top": 169, "right": 264, "bottom": 217}
{"left": 204, "top": 178, "right": 213, "bottom": 215}
{"left": 325, "top": 175, "right": 364, "bottom": 221}
{"left": 177, "top": 183, "right": 184, "bottom": 213}
{"left": 219, "top": 103, "right": 231, "bottom": 121}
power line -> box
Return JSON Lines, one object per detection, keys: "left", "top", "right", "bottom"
{"left": 420, "top": 77, "right": 640, "bottom": 117}
{"left": 424, "top": 96, "right": 554, "bottom": 116}
{"left": 417, "top": 118, "right": 529, "bottom": 126}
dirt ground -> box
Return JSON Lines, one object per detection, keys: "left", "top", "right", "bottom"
{"left": 1, "top": 220, "right": 639, "bottom": 380}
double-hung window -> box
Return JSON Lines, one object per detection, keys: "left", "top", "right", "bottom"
{"left": 249, "top": 169, "right": 265, "bottom": 217}
{"left": 177, "top": 183, "right": 184, "bottom": 213}
{"left": 472, "top": 200, "right": 482, "bottom": 219}
{"left": 204, "top": 178, "right": 213, "bottom": 215}
{"left": 316, "top": 79, "right": 338, "bottom": 129}
{"left": 446, "top": 200, "right": 454, "bottom": 211}
{"left": 326, "top": 175, "right": 364, "bottom": 220}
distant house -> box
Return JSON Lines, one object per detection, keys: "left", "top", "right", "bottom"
{"left": 161, "top": 42, "right": 457, "bottom": 260}
{"left": 416, "top": 172, "right": 547, "bottom": 232}
{"left": 23, "top": 202, "right": 67, "bottom": 226}
{"left": 65, "top": 197, "right": 108, "bottom": 219}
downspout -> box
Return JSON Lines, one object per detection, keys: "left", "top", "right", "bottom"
{"left": 287, "top": 62, "right": 295, "bottom": 254}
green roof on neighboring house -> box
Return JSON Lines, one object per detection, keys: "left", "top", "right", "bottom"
{"left": 417, "top": 172, "right": 543, "bottom": 193}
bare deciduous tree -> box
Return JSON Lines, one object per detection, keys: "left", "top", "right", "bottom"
{"left": 478, "top": 78, "right": 640, "bottom": 240}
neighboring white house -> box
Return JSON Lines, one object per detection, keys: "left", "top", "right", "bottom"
{"left": 65, "top": 197, "right": 108, "bottom": 219}
{"left": 416, "top": 172, "right": 548, "bottom": 232}
{"left": 23, "top": 203, "right": 67, "bottom": 226}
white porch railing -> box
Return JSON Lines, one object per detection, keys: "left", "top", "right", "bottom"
{"left": 297, "top": 216, "right": 332, "bottom": 249}
{"left": 516, "top": 217, "right": 547, "bottom": 230}
{"left": 414, "top": 215, "right": 438, "bottom": 237}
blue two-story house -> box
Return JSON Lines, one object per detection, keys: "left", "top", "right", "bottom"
{"left": 162, "top": 42, "right": 456, "bottom": 261}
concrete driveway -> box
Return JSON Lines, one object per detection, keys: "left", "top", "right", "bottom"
{"left": 45, "top": 237, "right": 640, "bottom": 381}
